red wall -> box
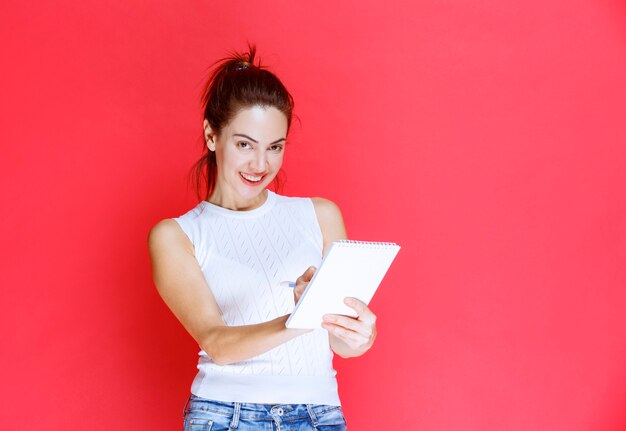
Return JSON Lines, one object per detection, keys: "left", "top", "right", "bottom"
{"left": 1, "top": 1, "right": 625, "bottom": 430}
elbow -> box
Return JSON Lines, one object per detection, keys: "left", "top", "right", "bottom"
{"left": 199, "top": 328, "right": 234, "bottom": 366}
{"left": 202, "top": 350, "right": 234, "bottom": 366}
{"left": 208, "top": 354, "right": 229, "bottom": 366}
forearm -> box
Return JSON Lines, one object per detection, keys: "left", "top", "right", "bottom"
{"left": 200, "top": 315, "right": 309, "bottom": 365}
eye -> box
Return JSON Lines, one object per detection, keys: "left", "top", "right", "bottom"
{"left": 270, "top": 144, "right": 284, "bottom": 152}
{"left": 237, "top": 141, "right": 251, "bottom": 149}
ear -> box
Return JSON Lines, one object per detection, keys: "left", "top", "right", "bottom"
{"left": 203, "top": 119, "right": 216, "bottom": 152}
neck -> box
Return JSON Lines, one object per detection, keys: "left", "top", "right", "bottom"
{"left": 208, "top": 188, "right": 268, "bottom": 211}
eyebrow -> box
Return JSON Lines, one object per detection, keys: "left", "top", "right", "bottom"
{"left": 233, "top": 133, "right": 286, "bottom": 145}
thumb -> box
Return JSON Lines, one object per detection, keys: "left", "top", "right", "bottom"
{"left": 296, "top": 266, "right": 317, "bottom": 286}
{"left": 304, "top": 265, "right": 317, "bottom": 282}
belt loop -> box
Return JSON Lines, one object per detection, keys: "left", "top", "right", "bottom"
{"left": 306, "top": 404, "right": 319, "bottom": 427}
{"left": 182, "top": 394, "right": 192, "bottom": 418}
{"left": 229, "top": 402, "right": 241, "bottom": 429}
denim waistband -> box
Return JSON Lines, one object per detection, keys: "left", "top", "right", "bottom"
{"left": 184, "top": 394, "right": 342, "bottom": 427}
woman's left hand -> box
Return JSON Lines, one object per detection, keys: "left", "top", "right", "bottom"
{"left": 322, "top": 297, "right": 377, "bottom": 357}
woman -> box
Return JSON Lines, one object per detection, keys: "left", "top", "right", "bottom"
{"left": 148, "top": 45, "right": 378, "bottom": 431}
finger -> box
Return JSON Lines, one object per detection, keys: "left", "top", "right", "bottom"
{"left": 294, "top": 279, "right": 307, "bottom": 296}
{"left": 303, "top": 265, "right": 316, "bottom": 281}
{"left": 343, "top": 297, "right": 377, "bottom": 324}
{"left": 296, "top": 266, "right": 317, "bottom": 285}
{"left": 322, "top": 322, "right": 368, "bottom": 345}
{"left": 293, "top": 282, "right": 306, "bottom": 298}
{"left": 322, "top": 314, "right": 370, "bottom": 336}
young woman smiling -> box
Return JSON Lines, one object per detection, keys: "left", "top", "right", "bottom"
{"left": 148, "top": 45, "right": 378, "bottom": 431}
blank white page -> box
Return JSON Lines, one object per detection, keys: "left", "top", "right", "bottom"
{"left": 286, "top": 240, "right": 401, "bottom": 329}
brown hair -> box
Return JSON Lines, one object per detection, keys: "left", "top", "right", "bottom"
{"left": 189, "top": 44, "right": 295, "bottom": 201}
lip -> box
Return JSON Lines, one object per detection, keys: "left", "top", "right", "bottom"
{"left": 240, "top": 172, "right": 266, "bottom": 185}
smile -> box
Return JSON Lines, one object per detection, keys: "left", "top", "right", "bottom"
{"left": 240, "top": 172, "right": 264, "bottom": 183}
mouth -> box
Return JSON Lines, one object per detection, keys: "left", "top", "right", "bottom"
{"left": 240, "top": 172, "right": 265, "bottom": 185}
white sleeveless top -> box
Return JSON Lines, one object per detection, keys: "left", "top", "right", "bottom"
{"left": 172, "top": 190, "right": 340, "bottom": 405}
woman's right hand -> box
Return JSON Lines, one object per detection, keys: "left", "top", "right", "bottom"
{"left": 293, "top": 266, "right": 316, "bottom": 305}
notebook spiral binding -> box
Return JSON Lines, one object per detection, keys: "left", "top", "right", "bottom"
{"left": 335, "top": 240, "right": 398, "bottom": 248}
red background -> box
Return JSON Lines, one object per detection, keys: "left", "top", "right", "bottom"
{"left": 1, "top": 1, "right": 625, "bottom": 430}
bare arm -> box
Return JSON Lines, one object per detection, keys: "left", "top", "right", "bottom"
{"left": 311, "top": 198, "right": 378, "bottom": 358}
{"left": 147, "top": 219, "right": 310, "bottom": 366}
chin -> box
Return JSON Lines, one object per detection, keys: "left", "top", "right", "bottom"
{"left": 236, "top": 183, "right": 268, "bottom": 199}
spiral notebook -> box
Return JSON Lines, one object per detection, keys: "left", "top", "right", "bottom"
{"left": 285, "top": 240, "right": 401, "bottom": 329}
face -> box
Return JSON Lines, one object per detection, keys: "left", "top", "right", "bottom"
{"left": 204, "top": 105, "right": 288, "bottom": 210}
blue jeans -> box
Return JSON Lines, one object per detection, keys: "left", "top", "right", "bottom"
{"left": 183, "top": 394, "right": 348, "bottom": 431}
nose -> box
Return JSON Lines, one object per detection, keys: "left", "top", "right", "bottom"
{"left": 250, "top": 150, "right": 267, "bottom": 172}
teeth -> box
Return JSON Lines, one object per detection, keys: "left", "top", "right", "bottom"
{"left": 241, "top": 173, "right": 263, "bottom": 182}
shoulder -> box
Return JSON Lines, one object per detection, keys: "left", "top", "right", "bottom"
{"left": 274, "top": 193, "right": 345, "bottom": 233}
{"left": 274, "top": 192, "right": 341, "bottom": 220}
{"left": 310, "top": 197, "right": 347, "bottom": 248}
{"left": 148, "top": 218, "right": 182, "bottom": 241}
{"left": 147, "top": 218, "right": 193, "bottom": 255}
{"left": 310, "top": 197, "right": 343, "bottom": 224}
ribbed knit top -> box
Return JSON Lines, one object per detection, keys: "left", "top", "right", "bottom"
{"left": 172, "top": 190, "right": 340, "bottom": 405}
